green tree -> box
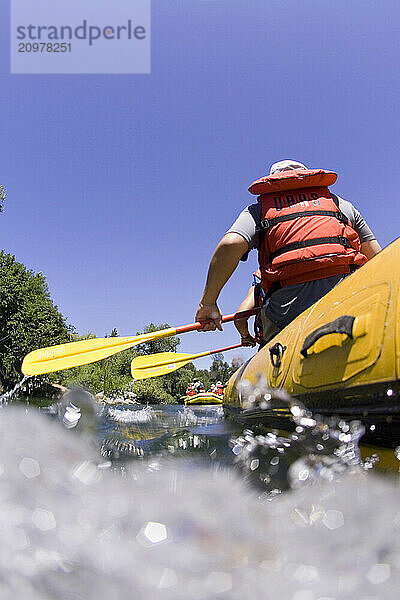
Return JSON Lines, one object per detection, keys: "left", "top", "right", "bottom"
{"left": 135, "top": 323, "right": 179, "bottom": 355}
{"left": 209, "top": 353, "right": 237, "bottom": 384}
{"left": 133, "top": 377, "right": 175, "bottom": 404}
{"left": 0, "top": 184, "right": 5, "bottom": 213}
{"left": 0, "top": 252, "right": 73, "bottom": 390}
{"left": 161, "top": 362, "right": 196, "bottom": 401}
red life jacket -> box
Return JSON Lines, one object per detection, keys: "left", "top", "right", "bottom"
{"left": 248, "top": 169, "right": 367, "bottom": 292}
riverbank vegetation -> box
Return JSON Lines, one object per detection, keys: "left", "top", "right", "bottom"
{"left": 0, "top": 247, "right": 240, "bottom": 401}
{"left": 0, "top": 252, "right": 73, "bottom": 391}
{"left": 0, "top": 185, "right": 6, "bottom": 213}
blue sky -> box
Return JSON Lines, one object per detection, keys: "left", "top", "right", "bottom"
{"left": 1, "top": 0, "right": 399, "bottom": 367}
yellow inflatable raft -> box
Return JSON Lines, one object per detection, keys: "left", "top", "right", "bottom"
{"left": 184, "top": 392, "right": 223, "bottom": 406}
{"left": 224, "top": 237, "right": 400, "bottom": 431}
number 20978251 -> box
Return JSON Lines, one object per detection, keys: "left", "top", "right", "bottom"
{"left": 18, "top": 42, "right": 72, "bottom": 53}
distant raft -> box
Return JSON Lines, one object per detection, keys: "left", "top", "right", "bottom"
{"left": 223, "top": 236, "right": 400, "bottom": 434}
{"left": 184, "top": 392, "right": 223, "bottom": 406}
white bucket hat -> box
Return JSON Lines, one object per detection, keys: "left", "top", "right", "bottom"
{"left": 270, "top": 159, "right": 308, "bottom": 175}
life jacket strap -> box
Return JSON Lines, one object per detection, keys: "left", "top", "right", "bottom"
{"left": 268, "top": 236, "right": 353, "bottom": 263}
{"left": 260, "top": 209, "right": 349, "bottom": 231}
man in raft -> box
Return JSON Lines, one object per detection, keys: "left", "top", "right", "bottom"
{"left": 195, "top": 160, "right": 381, "bottom": 345}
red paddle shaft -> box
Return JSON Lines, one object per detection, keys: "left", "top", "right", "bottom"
{"left": 175, "top": 308, "right": 261, "bottom": 335}
{"left": 207, "top": 342, "right": 244, "bottom": 354}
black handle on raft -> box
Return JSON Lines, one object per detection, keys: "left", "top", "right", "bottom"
{"left": 269, "top": 342, "right": 287, "bottom": 368}
{"left": 300, "top": 315, "right": 355, "bottom": 358}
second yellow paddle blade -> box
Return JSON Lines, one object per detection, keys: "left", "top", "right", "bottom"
{"left": 131, "top": 352, "right": 193, "bottom": 380}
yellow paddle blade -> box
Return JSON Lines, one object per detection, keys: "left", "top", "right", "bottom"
{"left": 130, "top": 343, "right": 243, "bottom": 380}
{"left": 22, "top": 327, "right": 177, "bottom": 376}
{"left": 131, "top": 351, "right": 205, "bottom": 380}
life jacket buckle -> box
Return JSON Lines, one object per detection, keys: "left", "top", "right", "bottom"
{"left": 260, "top": 219, "right": 270, "bottom": 230}
{"left": 337, "top": 212, "right": 349, "bottom": 225}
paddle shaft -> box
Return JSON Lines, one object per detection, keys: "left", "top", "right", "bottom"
{"left": 176, "top": 342, "right": 243, "bottom": 361}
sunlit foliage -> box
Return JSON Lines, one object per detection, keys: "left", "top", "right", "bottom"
{"left": 0, "top": 252, "right": 73, "bottom": 390}
{"left": 0, "top": 184, "right": 5, "bottom": 213}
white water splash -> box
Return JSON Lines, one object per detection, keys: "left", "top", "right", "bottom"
{"left": 107, "top": 405, "right": 224, "bottom": 429}
{"left": 0, "top": 375, "right": 31, "bottom": 405}
{"left": 108, "top": 405, "right": 154, "bottom": 424}
{"left": 231, "top": 378, "right": 366, "bottom": 494}
{"left": 0, "top": 405, "right": 400, "bottom": 599}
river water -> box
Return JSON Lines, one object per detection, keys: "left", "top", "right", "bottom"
{"left": 1, "top": 386, "right": 400, "bottom": 599}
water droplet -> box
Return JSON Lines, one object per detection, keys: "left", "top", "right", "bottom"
{"left": 72, "top": 461, "right": 102, "bottom": 485}
{"left": 322, "top": 509, "right": 344, "bottom": 530}
{"left": 291, "top": 405, "right": 303, "bottom": 418}
{"left": 19, "top": 457, "right": 40, "bottom": 479}
{"left": 367, "top": 563, "right": 391, "bottom": 584}
{"left": 298, "top": 468, "right": 309, "bottom": 481}
{"left": 32, "top": 508, "right": 56, "bottom": 531}
{"left": 62, "top": 403, "right": 81, "bottom": 428}
{"left": 137, "top": 521, "right": 168, "bottom": 546}
{"left": 293, "top": 563, "right": 319, "bottom": 583}
{"left": 205, "top": 571, "right": 232, "bottom": 594}
{"left": 232, "top": 444, "right": 242, "bottom": 456}
{"left": 158, "top": 567, "right": 177, "bottom": 588}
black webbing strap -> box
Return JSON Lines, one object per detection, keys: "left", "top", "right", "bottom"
{"left": 268, "top": 236, "right": 352, "bottom": 262}
{"left": 260, "top": 210, "right": 349, "bottom": 231}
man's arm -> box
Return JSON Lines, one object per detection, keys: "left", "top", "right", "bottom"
{"left": 196, "top": 232, "right": 249, "bottom": 331}
{"left": 234, "top": 285, "right": 257, "bottom": 346}
{"left": 336, "top": 197, "right": 381, "bottom": 260}
{"left": 361, "top": 239, "right": 381, "bottom": 259}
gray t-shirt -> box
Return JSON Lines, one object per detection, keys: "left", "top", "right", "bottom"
{"left": 227, "top": 195, "right": 376, "bottom": 251}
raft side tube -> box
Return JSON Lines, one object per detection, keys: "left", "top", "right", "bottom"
{"left": 224, "top": 236, "right": 400, "bottom": 418}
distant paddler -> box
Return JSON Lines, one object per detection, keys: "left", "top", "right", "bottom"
{"left": 196, "top": 159, "right": 381, "bottom": 345}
